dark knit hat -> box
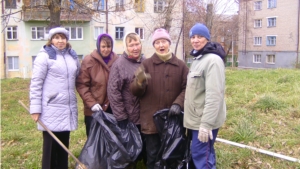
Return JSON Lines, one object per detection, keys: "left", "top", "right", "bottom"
{"left": 189, "top": 23, "right": 210, "bottom": 41}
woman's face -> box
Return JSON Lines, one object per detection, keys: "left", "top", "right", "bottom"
{"left": 153, "top": 38, "right": 170, "bottom": 54}
{"left": 190, "top": 35, "right": 208, "bottom": 51}
{"left": 100, "top": 41, "right": 112, "bottom": 58}
{"left": 51, "top": 34, "right": 67, "bottom": 50}
{"left": 126, "top": 39, "right": 142, "bottom": 59}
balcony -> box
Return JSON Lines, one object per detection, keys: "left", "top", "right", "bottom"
{"left": 23, "top": 9, "right": 92, "bottom": 22}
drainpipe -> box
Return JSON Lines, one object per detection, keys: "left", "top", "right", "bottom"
{"left": 2, "top": 0, "right": 7, "bottom": 78}
{"left": 296, "top": 0, "right": 300, "bottom": 67}
{"left": 105, "top": 0, "right": 108, "bottom": 33}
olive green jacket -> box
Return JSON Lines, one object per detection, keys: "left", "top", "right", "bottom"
{"left": 184, "top": 53, "right": 226, "bottom": 130}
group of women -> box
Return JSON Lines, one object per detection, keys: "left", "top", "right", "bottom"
{"left": 29, "top": 23, "right": 226, "bottom": 169}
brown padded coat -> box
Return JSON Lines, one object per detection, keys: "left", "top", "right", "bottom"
{"left": 130, "top": 53, "right": 189, "bottom": 134}
{"left": 76, "top": 49, "right": 118, "bottom": 116}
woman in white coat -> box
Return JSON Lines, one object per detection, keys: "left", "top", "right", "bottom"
{"left": 29, "top": 27, "right": 80, "bottom": 169}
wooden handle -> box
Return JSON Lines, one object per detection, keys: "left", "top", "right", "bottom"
{"left": 18, "top": 100, "right": 87, "bottom": 169}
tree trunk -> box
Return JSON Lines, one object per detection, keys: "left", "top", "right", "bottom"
{"left": 48, "top": 0, "right": 62, "bottom": 28}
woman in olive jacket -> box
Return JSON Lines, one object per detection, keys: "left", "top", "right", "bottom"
{"left": 76, "top": 33, "right": 118, "bottom": 136}
{"left": 130, "top": 28, "right": 189, "bottom": 169}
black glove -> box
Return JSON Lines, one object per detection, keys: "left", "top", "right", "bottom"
{"left": 168, "top": 104, "right": 182, "bottom": 117}
{"left": 118, "top": 119, "right": 129, "bottom": 129}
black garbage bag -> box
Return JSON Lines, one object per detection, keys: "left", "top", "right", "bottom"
{"left": 76, "top": 110, "right": 142, "bottom": 169}
{"left": 177, "top": 130, "right": 195, "bottom": 169}
{"left": 153, "top": 109, "right": 187, "bottom": 169}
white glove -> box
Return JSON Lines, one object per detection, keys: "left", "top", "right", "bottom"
{"left": 198, "top": 127, "right": 213, "bottom": 143}
{"left": 91, "top": 103, "right": 102, "bottom": 112}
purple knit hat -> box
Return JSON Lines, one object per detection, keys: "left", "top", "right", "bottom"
{"left": 152, "top": 28, "right": 171, "bottom": 46}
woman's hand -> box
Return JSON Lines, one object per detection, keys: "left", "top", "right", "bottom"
{"left": 31, "top": 113, "right": 40, "bottom": 122}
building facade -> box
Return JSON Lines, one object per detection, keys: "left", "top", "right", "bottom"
{"left": 1, "top": 0, "right": 183, "bottom": 78}
{"left": 238, "top": 0, "right": 300, "bottom": 69}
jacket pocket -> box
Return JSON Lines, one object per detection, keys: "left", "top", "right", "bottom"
{"left": 46, "top": 92, "right": 59, "bottom": 105}
{"left": 187, "top": 71, "right": 202, "bottom": 89}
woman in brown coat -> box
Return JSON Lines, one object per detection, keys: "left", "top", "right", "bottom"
{"left": 130, "top": 28, "right": 189, "bottom": 169}
{"left": 76, "top": 33, "right": 118, "bottom": 136}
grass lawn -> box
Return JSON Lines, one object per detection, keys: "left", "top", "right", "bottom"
{"left": 1, "top": 68, "right": 300, "bottom": 168}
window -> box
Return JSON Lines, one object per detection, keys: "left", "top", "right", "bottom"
{"left": 94, "top": 27, "right": 104, "bottom": 39}
{"left": 266, "top": 36, "right": 276, "bottom": 46}
{"left": 115, "top": 27, "right": 124, "bottom": 39}
{"left": 154, "top": 0, "right": 167, "bottom": 13}
{"left": 254, "top": 1, "right": 262, "bottom": 10}
{"left": 253, "top": 54, "right": 261, "bottom": 63}
{"left": 8, "top": 56, "right": 19, "bottom": 70}
{"left": 267, "top": 0, "right": 276, "bottom": 8}
{"left": 31, "top": 27, "right": 49, "bottom": 40}
{"left": 266, "top": 54, "right": 275, "bottom": 64}
{"left": 5, "top": 0, "right": 16, "bottom": 8}
{"left": 31, "top": 0, "right": 46, "bottom": 6}
{"left": 254, "top": 19, "right": 262, "bottom": 28}
{"left": 7, "top": 26, "right": 17, "bottom": 40}
{"left": 254, "top": 37, "right": 262, "bottom": 45}
{"left": 77, "top": 55, "right": 83, "bottom": 63}
{"left": 116, "top": 0, "right": 124, "bottom": 11}
{"left": 32, "top": 56, "right": 36, "bottom": 68}
{"left": 135, "top": 0, "right": 145, "bottom": 12}
{"left": 135, "top": 27, "right": 144, "bottom": 40}
{"left": 65, "top": 27, "right": 83, "bottom": 40}
{"left": 94, "top": 0, "right": 105, "bottom": 10}
{"left": 267, "top": 17, "right": 276, "bottom": 27}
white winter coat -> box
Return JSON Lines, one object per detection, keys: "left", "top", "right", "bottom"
{"left": 30, "top": 46, "right": 79, "bottom": 131}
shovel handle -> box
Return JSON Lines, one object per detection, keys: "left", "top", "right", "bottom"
{"left": 18, "top": 100, "right": 87, "bottom": 169}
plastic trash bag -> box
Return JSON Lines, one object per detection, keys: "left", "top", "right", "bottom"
{"left": 153, "top": 109, "right": 187, "bottom": 169}
{"left": 77, "top": 110, "right": 142, "bottom": 169}
{"left": 177, "top": 130, "right": 195, "bottom": 169}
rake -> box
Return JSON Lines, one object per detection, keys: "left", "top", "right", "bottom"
{"left": 18, "top": 100, "right": 88, "bottom": 169}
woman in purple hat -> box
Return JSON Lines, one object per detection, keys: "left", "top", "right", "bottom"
{"left": 76, "top": 33, "right": 118, "bottom": 137}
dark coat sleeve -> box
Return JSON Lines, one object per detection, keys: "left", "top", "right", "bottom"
{"left": 172, "top": 61, "right": 189, "bottom": 110}
{"left": 107, "top": 61, "right": 128, "bottom": 121}
{"left": 75, "top": 56, "right": 97, "bottom": 108}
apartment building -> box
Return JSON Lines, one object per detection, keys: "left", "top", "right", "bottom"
{"left": 1, "top": 0, "right": 183, "bottom": 78}
{"left": 238, "top": 0, "right": 300, "bottom": 69}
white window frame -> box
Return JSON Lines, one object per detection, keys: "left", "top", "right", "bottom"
{"left": 154, "top": 0, "right": 167, "bottom": 13}
{"left": 253, "top": 54, "right": 261, "bottom": 63}
{"left": 135, "top": 27, "right": 144, "bottom": 40}
{"left": 7, "top": 26, "right": 17, "bottom": 40}
{"left": 116, "top": 0, "right": 125, "bottom": 11}
{"left": 115, "top": 27, "right": 124, "bottom": 40}
{"left": 254, "top": 37, "right": 262, "bottom": 45}
{"left": 254, "top": 19, "right": 262, "bottom": 28}
{"left": 266, "top": 54, "right": 275, "bottom": 64}
{"left": 254, "top": 1, "right": 262, "bottom": 10}
{"left": 267, "top": 0, "right": 276, "bottom": 8}
{"left": 266, "top": 35, "right": 276, "bottom": 46}
{"left": 65, "top": 27, "right": 83, "bottom": 40}
{"left": 8, "top": 56, "right": 19, "bottom": 71}
{"left": 31, "top": 27, "right": 49, "bottom": 40}
{"left": 267, "top": 17, "right": 276, "bottom": 27}
{"left": 94, "top": 27, "right": 104, "bottom": 40}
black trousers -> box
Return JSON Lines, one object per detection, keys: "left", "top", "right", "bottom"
{"left": 144, "top": 133, "right": 161, "bottom": 169}
{"left": 85, "top": 105, "right": 113, "bottom": 137}
{"left": 42, "top": 131, "right": 70, "bottom": 169}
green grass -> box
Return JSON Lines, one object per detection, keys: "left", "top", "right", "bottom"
{"left": 2, "top": 69, "right": 300, "bottom": 168}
